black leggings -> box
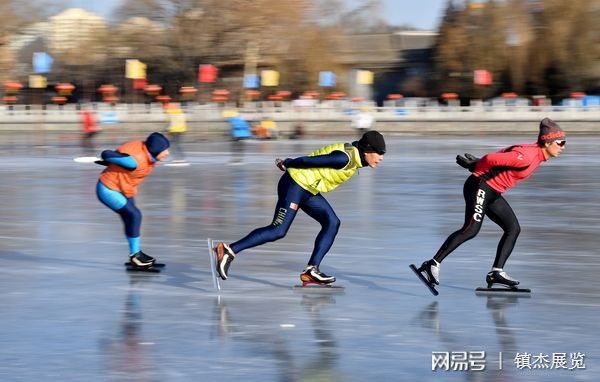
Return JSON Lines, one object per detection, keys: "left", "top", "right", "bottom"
{"left": 433, "top": 175, "right": 521, "bottom": 268}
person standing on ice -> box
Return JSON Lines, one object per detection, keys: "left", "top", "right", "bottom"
{"left": 95, "top": 132, "right": 170, "bottom": 268}
{"left": 413, "top": 118, "right": 566, "bottom": 292}
{"left": 213, "top": 131, "right": 386, "bottom": 285}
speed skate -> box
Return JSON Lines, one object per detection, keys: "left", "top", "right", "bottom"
{"left": 125, "top": 262, "right": 165, "bottom": 273}
{"left": 409, "top": 264, "right": 439, "bottom": 296}
{"left": 476, "top": 270, "right": 530, "bottom": 295}
{"left": 124, "top": 262, "right": 165, "bottom": 268}
{"left": 475, "top": 286, "right": 531, "bottom": 295}
{"left": 207, "top": 238, "right": 221, "bottom": 291}
{"left": 293, "top": 284, "right": 344, "bottom": 293}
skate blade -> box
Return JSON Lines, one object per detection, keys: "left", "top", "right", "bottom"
{"left": 293, "top": 284, "right": 344, "bottom": 293}
{"left": 476, "top": 287, "right": 531, "bottom": 296}
{"left": 207, "top": 238, "right": 221, "bottom": 291}
{"left": 126, "top": 265, "right": 161, "bottom": 273}
{"left": 409, "top": 264, "right": 439, "bottom": 296}
{"left": 124, "top": 262, "right": 165, "bottom": 268}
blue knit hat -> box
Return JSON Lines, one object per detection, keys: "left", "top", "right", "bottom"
{"left": 145, "top": 132, "right": 170, "bottom": 158}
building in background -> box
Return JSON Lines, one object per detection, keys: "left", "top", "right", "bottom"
{"left": 47, "top": 8, "right": 107, "bottom": 56}
{"left": 331, "top": 31, "right": 437, "bottom": 104}
{"left": 2, "top": 7, "right": 437, "bottom": 105}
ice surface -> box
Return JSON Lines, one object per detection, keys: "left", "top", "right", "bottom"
{"left": 0, "top": 135, "right": 597, "bottom": 381}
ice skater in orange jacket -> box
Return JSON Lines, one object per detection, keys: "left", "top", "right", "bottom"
{"left": 96, "top": 132, "right": 170, "bottom": 267}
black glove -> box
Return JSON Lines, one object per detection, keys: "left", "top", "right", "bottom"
{"left": 464, "top": 153, "right": 479, "bottom": 162}
{"left": 95, "top": 160, "right": 109, "bottom": 166}
{"left": 456, "top": 153, "right": 479, "bottom": 172}
{"left": 275, "top": 158, "right": 289, "bottom": 171}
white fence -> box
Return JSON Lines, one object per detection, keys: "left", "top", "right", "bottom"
{"left": 1, "top": 101, "right": 599, "bottom": 125}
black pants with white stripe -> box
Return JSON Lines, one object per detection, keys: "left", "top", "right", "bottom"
{"left": 433, "top": 175, "right": 521, "bottom": 268}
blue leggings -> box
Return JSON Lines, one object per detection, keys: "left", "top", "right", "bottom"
{"left": 96, "top": 181, "right": 142, "bottom": 240}
{"left": 231, "top": 173, "right": 340, "bottom": 266}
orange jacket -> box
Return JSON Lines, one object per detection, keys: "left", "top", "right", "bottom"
{"left": 99, "top": 141, "right": 156, "bottom": 197}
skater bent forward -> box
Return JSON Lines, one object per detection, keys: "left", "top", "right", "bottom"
{"left": 414, "top": 118, "right": 566, "bottom": 291}
{"left": 96, "top": 132, "right": 170, "bottom": 268}
{"left": 213, "top": 131, "right": 386, "bottom": 285}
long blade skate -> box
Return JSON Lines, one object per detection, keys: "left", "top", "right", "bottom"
{"left": 207, "top": 238, "right": 221, "bottom": 291}
{"left": 410, "top": 264, "right": 439, "bottom": 296}
{"left": 125, "top": 264, "right": 162, "bottom": 273}
{"left": 124, "top": 262, "right": 165, "bottom": 268}
{"left": 475, "top": 286, "right": 531, "bottom": 296}
{"left": 293, "top": 283, "right": 345, "bottom": 293}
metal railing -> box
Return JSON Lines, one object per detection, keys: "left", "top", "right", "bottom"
{"left": 1, "top": 101, "right": 599, "bottom": 123}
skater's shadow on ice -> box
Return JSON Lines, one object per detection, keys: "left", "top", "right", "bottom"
{"left": 153, "top": 264, "right": 290, "bottom": 291}
{"left": 149, "top": 264, "right": 214, "bottom": 293}
{"left": 0, "top": 251, "right": 33, "bottom": 261}
{"left": 442, "top": 284, "right": 476, "bottom": 293}
{"left": 230, "top": 274, "right": 290, "bottom": 289}
{"left": 338, "top": 271, "right": 408, "bottom": 294}
{"left": 0, "top": 250, "right": 120, "bottom": 270}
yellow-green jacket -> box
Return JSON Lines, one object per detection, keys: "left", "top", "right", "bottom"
{"left": 166, "top": 108, "right": 188, "bottom": 133}
{"left": 288, "top": 143, "right": 363, "bottom": 195}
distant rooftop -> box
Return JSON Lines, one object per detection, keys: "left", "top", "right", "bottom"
{"left": 331, "top": 31, "right": 438, "bottom": 69}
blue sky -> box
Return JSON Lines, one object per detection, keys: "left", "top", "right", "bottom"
{"left": 370, "top": 0, "right": 446, "bottom": 30}
{"left": 67, "top": 0, "right": 446, "bottom": 31}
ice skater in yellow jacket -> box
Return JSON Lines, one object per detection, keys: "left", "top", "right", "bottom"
{"left": 213, "top": 131, "right": 386, "bottom": 285}
{"left": 165, "top": 103, "right": 188, "bottom": 162}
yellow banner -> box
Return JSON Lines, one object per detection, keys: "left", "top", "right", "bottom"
{"left": 29, "top": 75, "right": 47, "bottom": 89}
{"left": 357, "top": 70, "right": 374, "bottom": 85}
{"left": 261, "top": 70, "right": 279, "bottom": 87}
{"left": 126, "top": 59, "right": 147, "bottom": 79}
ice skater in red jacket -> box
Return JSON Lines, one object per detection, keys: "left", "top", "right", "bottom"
{"left": 413, "top": 118, "right": 566, "bottom": 292}
{"left": 81, "top": 109, "right": 101, "bottom": 154}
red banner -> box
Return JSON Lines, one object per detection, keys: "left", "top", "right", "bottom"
{"left": 474, "top": 70, "right": 492, "bottom": 85}
{"left": 133, "top": 79, "right": 147, "bottom": 90}
{"left": 199, "top": 64, "right": 217, "bottom": 83}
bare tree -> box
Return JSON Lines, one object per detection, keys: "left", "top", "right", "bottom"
{"left": 111, "top": 0, "right": 169, "bottom": 24}
{"left": 433, "top": 0, "right": 599, "bottom": 99}
{"left": 162, "top": 0, "right": 351, "bottom": 92}
{"left": 0, "top": 0, "right": 56, "bottom": 82}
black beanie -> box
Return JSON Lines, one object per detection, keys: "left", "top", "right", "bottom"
{"left": 358, "top": 130, "right": 386, "bottom": 154}
{"left": 538, "top": 118, "right": 565, "bottom": 144}
{"left": 145, "top": 132, "right": 170, "bottom": 158}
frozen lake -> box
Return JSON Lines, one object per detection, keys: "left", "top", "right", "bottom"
{"left": 0, "top": 134, "right": 597, "bottom": 381}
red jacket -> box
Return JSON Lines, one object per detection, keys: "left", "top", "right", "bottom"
{"left": 81, "top": 111, "right": 99, "bottom": 133}
{"left": 472, "top": 143, "right": 547, "bottom": 193}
